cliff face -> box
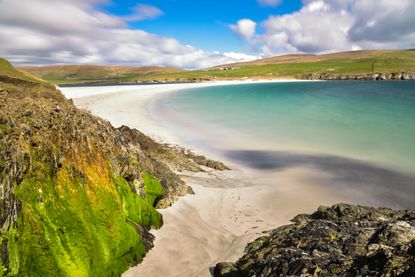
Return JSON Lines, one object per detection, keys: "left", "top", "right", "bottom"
{"left": 301, "top": 72, "right": 415, "bottom": 81}
{"left": 214, "top": 204, "right": 415, "bottom": 277}
{"left": 0, "top": 58, "right": 222, "bottom": 276}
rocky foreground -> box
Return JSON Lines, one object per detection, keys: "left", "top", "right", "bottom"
{"left": 0, "top": 57, "right": 227, "bottom": 276}
{"left": 214, "top": 204, "right": 415, "bottom": 277}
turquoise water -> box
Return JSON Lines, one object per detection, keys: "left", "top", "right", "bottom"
{"left": 160, "top": 81, "right": 415, "bottom": 174}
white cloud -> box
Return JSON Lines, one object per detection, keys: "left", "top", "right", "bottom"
{"left": 306, "top": 0, "right": 327, "bottom": 12}
{"left": 229, "top": 19, "right": 257, "bottom": 41}
{"left": 348, "top": 0, "right": 415, "bottom": 44}
{"left": 0, "top": 0, "right": 256, "bottom": 68}
{"left": 258, "top": 0, "right": 282, "bottom": 7}
{"left": 223, "top": 52, "right": 259, "bottom": 61}
{"left": 125, "top": 4, "right": 164, "bottom": 22}
{"left": 260, "top": 0, "right": 354, "bottom": 54}
{"left": 235, "top": 0, "right": 415, "bottom": 56}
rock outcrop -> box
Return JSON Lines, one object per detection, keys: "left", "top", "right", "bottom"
{"left": 0, "top": 57, "right": 226, "bottom": 276}
{"left": 301, "top": 72, "right": 415, "bottom": 81}
{"left": 214, "top": 204, "right": 415, "bottom": 277}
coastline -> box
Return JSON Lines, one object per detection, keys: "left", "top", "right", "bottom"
{"left": 44, "top": 70, "right": 415, "bottom": 87}
{"left": 60, "top": 80, "right": 414, "bottom": 277}
{"left": 61, "top": 79, "right": 318, "bottom": 145}
{"left": 61, "top": 79, "right": 342, "bottom": 277}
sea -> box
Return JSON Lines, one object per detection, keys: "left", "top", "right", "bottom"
{"left": 155, "top": 81, "right": 415, "bottom": 175}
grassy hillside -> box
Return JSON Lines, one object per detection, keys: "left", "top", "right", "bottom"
{"left": 20, "top": 64, "right": 186, "bottom": 84}
{"left": 217, "top": 50, "right": 415, "bottom": 67}
{"left": 0, "top": 58, "right": 44, "bottom": 82}
{"left": 138, "top": 50, "right": 415, "bottom": 82}
{"left": 16, "top": 50, "right": 415, "bottom": 85}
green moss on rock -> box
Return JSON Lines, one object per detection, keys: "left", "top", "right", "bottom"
{"left": 142, "top": 173, "right": 164, "bottom": 207}
{"left": 0, "top": 57, "right": 195, "bottom": 277}
{"left": 115, "top": 175, "right": 162, "bottom": 229}
{"left": 4, "top": 150, "right": 163, "bottom": 277}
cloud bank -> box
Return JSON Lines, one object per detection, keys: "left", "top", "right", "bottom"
{"left": 234, "top": 0, "right": 415, "bottom": 56}
{"left": 0, "top": 0, "right": 258, "bottom": 68}
{"left": 124, "top": 4, "right": 164, "bottom": 22}
{"left": 229, "top": 19, "right": 257, "bottom": 41}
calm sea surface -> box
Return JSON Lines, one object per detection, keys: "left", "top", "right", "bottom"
{"left": 157, "top": 81, "right": 415, "bottom": 174}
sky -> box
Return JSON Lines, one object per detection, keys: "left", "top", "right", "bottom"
{"left": 0, "top": 0, "right": 414, "bottom": 68}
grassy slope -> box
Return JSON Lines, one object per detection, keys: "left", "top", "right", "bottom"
{"left": 0, "top": 58, "right": 45, "bottom": 82}
{"left": 17, "top": 50, "right": 415, "bottom": 84}
{"left": 0, "top": 59, "right": 166, "bottom": 276}
{"left": 138, "top": 50, "right": 415, "bottom": 81}
{"left": 20, "top": 64, "right": 186, "bottom": 84}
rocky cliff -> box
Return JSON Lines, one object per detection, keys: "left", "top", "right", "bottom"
{"left": 0, "top": 57, "right": 224, "bottom": 276}
{"left": 214, "top": 204, "right": 415, "bottom": 277}
{"left": 301, "top": 72, "right": 415, "bottom": 81}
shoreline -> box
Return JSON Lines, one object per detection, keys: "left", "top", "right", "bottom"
{"left": 57, "top": 78, "right": 304, "bottom": 87}
{"left": 53, "top": 70, "right": 415, "bottom": 87}
{"left": 61, "top": 80, "right": 345, "bottom": 277}
{"left": 60, "top": 81, "right": 415, "bottom": 277}
{"left": 61, "top": 79, "right": 319, "bottom": 146}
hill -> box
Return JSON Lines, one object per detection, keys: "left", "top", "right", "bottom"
{"left": 0, "top": 58, "right": 225, "bottom": 276}
{"left": 20, "top": 64, "right": 186, "bottom": 84}
{"left": 18, "top": 50, "right": 415, "bottom": 85}
{"left": 0, "top": 58, "right": 45, "bottom": 82}
{"left": 216, "top": 50, "right": 413, "bottom": 67}
{"left": 139, "top": 50, "right": 415, "bottom": 82}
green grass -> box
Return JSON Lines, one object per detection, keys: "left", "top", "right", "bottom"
{"left": 136, "top": 53, "right": 415, "bottom": 81}
{"left": 0, "top": 58, "right": 43, "bottom": 82}
{"left": 40, "top": 72, "right": 138, "bottom": 84}
{"left": 0, "top": 58, "right": 21, "bottom": 77}
{"left": 44, "top": 51, "right": 415, "bottom": 83}
{"left": 16, "top": 50, "right": 415, "bottom": 85}
{"left": 19, "top": 65, "right": 185, "bottom": 85}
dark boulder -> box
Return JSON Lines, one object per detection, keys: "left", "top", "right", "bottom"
{"left": 214, "top": 204, "right": 415, "bottom": 276}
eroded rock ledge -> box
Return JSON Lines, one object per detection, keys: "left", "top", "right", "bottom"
{"left": 214, "top": 204, "right": 415, "bottom": 277}
{"left": 301, "top": 72, "right": 415, "bottom": 81}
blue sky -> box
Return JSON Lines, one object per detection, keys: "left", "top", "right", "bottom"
{"left": 105, "top": 0, "right": 302, "bottom": 52}
{"left": 0, "top": 0, "right": 414, "bottom": 67}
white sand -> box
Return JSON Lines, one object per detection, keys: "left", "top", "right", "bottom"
{"left": 60, "top": 80, "right": 316, "bottom": 145}
{"left": 123, "top": 167, "right": 363, "bottom": 277}
{"left": 60, "top": 80, "right": 366, "bottom": 277}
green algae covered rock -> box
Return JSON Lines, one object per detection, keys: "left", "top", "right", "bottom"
{"left": 0, "top": 58, "right": 194, "bottom": 276}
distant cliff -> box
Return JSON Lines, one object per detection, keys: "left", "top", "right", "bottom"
{"left": 214, "top": 204, "right": 415, "bottom": 277}
{"left": 0, "top": 57, "right": 225, "bottom": 276}
{"left": 301, "top": 72, "right": 415, "bottom": 81}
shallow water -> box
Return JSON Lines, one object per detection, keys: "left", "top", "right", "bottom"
{"left": 157, "top": 81, "right": 415, "bottom": 175}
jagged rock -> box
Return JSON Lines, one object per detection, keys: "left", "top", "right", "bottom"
{"left": 214, "top": 204, "right": 415, "bottom": 277}
{"left": 214, "top": 262, "right": 242, "bottom": 277}
{"left": 0, "top": 58, "right": 227, "bottom": 275}
{"left": 118, "top": 125, "right": 229, "bottom": 173}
